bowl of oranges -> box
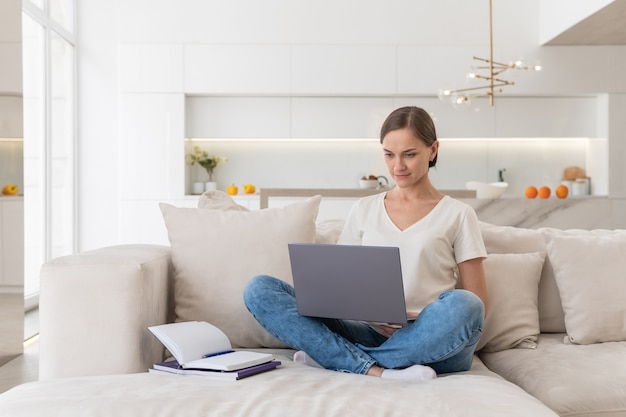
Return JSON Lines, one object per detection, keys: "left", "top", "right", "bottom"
{"left": 466, "top": 181, "right": 508, "bottom": 199}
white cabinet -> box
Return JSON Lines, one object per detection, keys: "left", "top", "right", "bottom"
{"left": 0, "top": 43, "right": 22, "bottom": 95}
{"left": 186, "top": 96, "right": 291, "bottom": 138}
{"left": 185, "top": 95, "right": 599, "bottom": 140}
{"left": 494, "top": 97, "right": 598, "bottom": 138}
{"left": 397, "top": 46, "right": 477, "bottom": 95}
{"left": 393, "top": 97, "right": 497, "bottom": 138}
{"left": 291, "top": 45, "right": 397, "bottom": 95}
{"left": 606, "top": 94, "right": 626, "bottom": 199}
{"left": 231, "top": 194, "right": 260, "bottom": 210}
{"left": 0, "top": 96, "right": 23, "bottom": 138}
{"left": 118, "top": 197, "right": 199, "bottom": 246}
{"left": 119, "top": 45, "right": 184, "bottom": 93}
{"left": 184, "top": 45, "right": 291, "bottom": 94}
{"left": 0, "top": 197, "right": 24, "bottom": 288}
{"left": 116, "top": 93, "right": 186, "bottom": 245}
{"left": 118, "top": 93, "right": 185, "bottom": 200}
{"left": 291, "top": 97, "right": 394, "bottom": 138}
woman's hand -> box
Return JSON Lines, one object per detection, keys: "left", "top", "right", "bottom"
{"left": 378, "top": 324, "right": 401, "bottom": 338}
{"left": 378, "top": 311, "right": 419, "bottom": 337}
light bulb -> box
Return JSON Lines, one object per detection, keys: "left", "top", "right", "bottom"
{"left": 450, "top": 93, "right": 471, "bottom": 110}
{"left": 452, "top": 95, "right": 472, "bottom": 110}
{"left": 438, "top": 89, "right": 453, "bottom": 102}
{"left": 466, "top": 73, "right": 480, "bottom": 83}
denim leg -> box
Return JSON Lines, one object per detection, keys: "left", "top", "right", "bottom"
{"left": 360, "top": 290, "right": 484, "bottom": 374}
{"left": 243, "top": 275, "right": 383, "bottom": 374}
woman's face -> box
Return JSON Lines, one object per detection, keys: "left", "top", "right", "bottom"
{"left": 382, "top": 128, "right": 438, "bottom": 189}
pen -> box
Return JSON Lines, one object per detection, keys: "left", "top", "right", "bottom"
{"left": 203, "top": 350, "right": 235, "bottom": 358}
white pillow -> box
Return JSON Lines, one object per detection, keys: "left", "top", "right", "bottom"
{"left": 476, "top": 252, "right": 546, "bottom": 352}
{"left": 480, "top": 222, "right": 565, "bottom": 333}
{"left": 315, "top": 219, "right": 345, "bottom": 244}
{"left": 544, "top": 230, "right": 626, "bottom": 344}
{"left": 479, "top": 222, "right": 545, "bottom": 254}
{"left": 197, "top": 190, "right": 248, "bottom": 211}
{"left": 160, "top": 195, "right": 321, "bottom": 348}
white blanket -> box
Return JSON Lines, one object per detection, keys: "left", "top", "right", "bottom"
{"left": 0, "top": 351, "right": 557, "bottom": 417}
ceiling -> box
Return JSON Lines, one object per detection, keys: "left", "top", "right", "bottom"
{"left": 544, "top": 0, "right": 626, "bottom": 45}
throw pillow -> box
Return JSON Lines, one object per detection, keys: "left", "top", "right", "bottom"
{"left": 315, "top": 219, "right": 345, "bottom": 244}
{"left": 479, "top": 222, "right": 545, "bottom": 254}
{"left": 160, "top": 195, "right": 321, "bottom": 348}
{"left": 480, "top": 222, "right": 565, "bottom": 333}
{"left": 197, "top": 190, "right": 249, "bottom": 211}
{"left": 476, "top": 251, "right": 546, "bottom": 352}
{"left": 544, "top": 230, "right": 626, "bottom": 344}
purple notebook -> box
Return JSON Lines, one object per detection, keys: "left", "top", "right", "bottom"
{"left": 151, "top": 359, "right": 281, "bottom": 380}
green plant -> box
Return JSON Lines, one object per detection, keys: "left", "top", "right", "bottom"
{"left": 186, "top": 146, "right": 227, "bottom": 180}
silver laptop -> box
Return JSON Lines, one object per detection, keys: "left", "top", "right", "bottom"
{"left": 288, "top": 243, "right": 410, "bottom": 325}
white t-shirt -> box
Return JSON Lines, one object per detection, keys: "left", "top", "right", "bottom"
{"left": 338, "top": 193, "right": 486, "bottom": 313}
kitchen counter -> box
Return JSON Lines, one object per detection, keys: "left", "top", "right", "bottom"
{"left": 259, "top": 188, "right": 476, "bottom": 209}
{"left": 461, "top": 196, "right": 613, "bottom": 229}
{"left": 185, "top": 189, "right": 619, "bottom": 229}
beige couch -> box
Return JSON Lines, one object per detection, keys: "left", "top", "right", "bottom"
{"left": 1, "top": 193, "right": 625, "bottom": 417}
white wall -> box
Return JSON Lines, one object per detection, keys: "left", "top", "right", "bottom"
{"left": 77, "top": 0, "right": 626, "bottom": 250}
{"left": 539, "top": 0, "right": 615, "bottom": 44}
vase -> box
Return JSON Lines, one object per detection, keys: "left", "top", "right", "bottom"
{"left": 204, "top": 181, "right": 217, "bottom": 192}
{"left": 205, "top": 168, "right": 215, "bottom": 182}
{"left": 192, "top": 182, "right": 205, "bottom": 195}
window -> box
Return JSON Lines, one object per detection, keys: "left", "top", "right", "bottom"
{"left": 22, "top": 0, "right": 76, "bottom": 302}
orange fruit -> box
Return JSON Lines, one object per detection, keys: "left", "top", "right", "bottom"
{"left": 243, "top": 183, "right": 256, "bottom": 194}
{"left": 525, "top": 186, "right": 538, "bottom": 199}
{"left": 1, "top": 184, "right": 18, "bottom": 195}
{"left": 538, "top": 186, "right": 551, "bottom": 199}
{"left": 226, "top": 184, "right": 238, "bottom": 195}
{"left": 555, "top": 184, "right": 568, "bottom": 199}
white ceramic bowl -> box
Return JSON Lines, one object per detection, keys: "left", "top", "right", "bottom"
{"left": 466, "top": 181, "right": 508, "bottom": 199}
{"left": 359, "top": 179, "right": 379, "bottom": 189}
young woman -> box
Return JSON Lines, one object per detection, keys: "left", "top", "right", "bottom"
{"left": 244, "top": 106, "right": 487, "bottom": 382}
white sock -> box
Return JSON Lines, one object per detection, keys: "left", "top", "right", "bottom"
{"left": 381, "top": 364, "right": 437, "bottom": 382}
{"left": 293, "top": 351, "right": 324, "bottom": 369}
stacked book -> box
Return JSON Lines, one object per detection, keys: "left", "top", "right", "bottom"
{"left": 148, "top": 321, "right": 281, "bottom": 381}
{"left": 150, "top": 358, "right": 281, "bottom": 380}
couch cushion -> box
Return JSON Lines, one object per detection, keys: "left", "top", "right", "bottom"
{"left": 0, "top": 352, "right": 558, "bottom": 417}
{"left": 477, "top": 251, "right": 545, "bottom": 352}
{"left": 160, "top": 196, "right": 321, "bottom": 348}
{"left": 480, "top": 333, "right": 626, "bottom": 417}
{"left": 479, "top": 222, "right": 565, "bottom": 333}
{"left": 541, "top": 229, "right": 626, "bottom": 344}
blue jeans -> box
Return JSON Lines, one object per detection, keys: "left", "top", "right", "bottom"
{"left": 243, "top": 275, "right": 484, "bottom": 375}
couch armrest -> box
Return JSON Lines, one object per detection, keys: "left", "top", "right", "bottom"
{"left": 38, "top": 244, "right": 172, "bottom": 380}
